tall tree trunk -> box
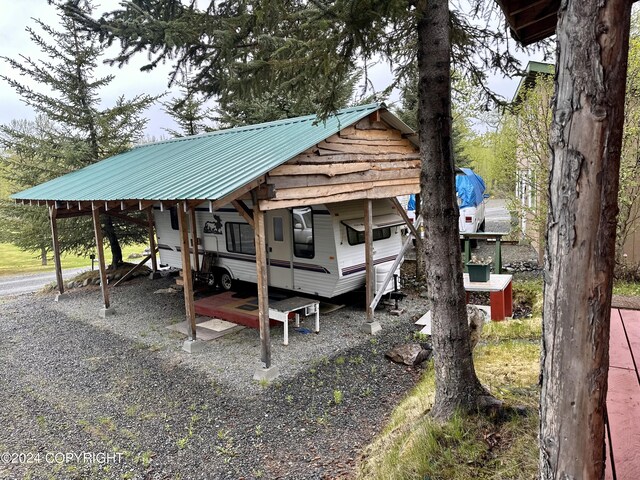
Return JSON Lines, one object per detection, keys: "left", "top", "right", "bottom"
{"left": 41, "top": 246, "right": 48, "bottom": 266}
{"left": 102, "top": 216, "right": 123, "bottom": 267}
{"left": 540, "top": 1, "right": 631, "bottom": 478}
{"left": 417, "top": 0, "right": 492, "bottom": 420}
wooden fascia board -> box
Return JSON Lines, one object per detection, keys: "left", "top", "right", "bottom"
{"left": 104, "top": 211, "right": 148, "bottom": 228}
{"left": 508, "top": 0, "right": 550, "bottom": 16}
{"left": 139, "top": 200, "right": 156, "bottom": 210}
{"left": 104, "top": 200, "right": 121, "bottom": 211}
{"left": 54, "top": 209, "right": 93, "bottom": 219}
{"left": 208, "top": 176, "right": 267, "bottom": 212}
{"left": 259, "top": 184, "right": 421, "bottom": 211}
{"left": 514, "top": 10, "right": 557, "bottom": 31}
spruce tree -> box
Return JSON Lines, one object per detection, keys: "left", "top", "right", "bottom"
{"left": 0, "top": 0, "right": 158, "bottom": 266}
{"left": 162, "top": 75, "right": 215, "bottom": 137}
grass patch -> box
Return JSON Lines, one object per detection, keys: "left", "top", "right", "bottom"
{"left": 356, "top": 317, "right": 541, "bottom": 480}
{"left": 613, "top": 280, "right": 640, "bottom": 297}
{"left": 482, "top": 318, "right": 541, "bottom": 342}
{"left": 0, "top": 243, "right": 148, "bottom": 277}
{"left": 512, "top": 279, "right": 544, "bottom": 317}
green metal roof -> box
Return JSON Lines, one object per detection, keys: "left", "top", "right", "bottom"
{"left": 12, "top": 103, "right": 393, "bottom": 202}
{"left": 512, "top": 61, "right": 555, "bottom": 103}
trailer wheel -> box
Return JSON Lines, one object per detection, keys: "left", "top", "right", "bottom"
{"left": 217, "top": 270, "right": 234, "bottom": 291}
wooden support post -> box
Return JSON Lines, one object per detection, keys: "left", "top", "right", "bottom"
{"left": 365, "top": 199, "right": 374, "bottom": 321}
{"left": 91, "top": 204, "right": 111, "bottom": 313}
{"left": 177, "top": 201, "right": 197, "bottom": 341}
{"left": 361, "top": 199, "right": 381, "bottom": 334}
{"left": 189, "top": 207, "right": 200, "bottom": 272}
{"left": 253, "top": 200, "right": 272, "bottom": 369}
{"left": 146, "top": 208, "right": 158, "bottom": 273}
{"left": 494, "top": 237, "right": 502, "bottom": 274}
{"left": 48, "top": 206, "right": 64, "bottom": 297}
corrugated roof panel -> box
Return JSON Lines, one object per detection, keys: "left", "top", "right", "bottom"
{"left": 12, "top": 103, "right": 390, "bottom": 202}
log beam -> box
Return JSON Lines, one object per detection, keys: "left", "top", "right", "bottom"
{"left": 268, "top": 167, "right": 419, "bottom": 190}
{"left": 259, "top": 184, "right": 420, "bottom": 211}
{"left": 253, "top": 192, "right": 272, "bottom": 370}
{"left": 112, "top": 250, "right": 156, "bottom": 287}
{"left": 189, "top": 207, "right": 200, "bottom": 272}
{"left": 365, "top": 199, "right": 374, "bottom": 322}
{"left": 91, "top": 203, "right": 110, "bottom": 311}
{"left": 360, "top": 199, "right": 380, "bottom": 335}
{"left": 390, "top": 197, "right": 420, "bottom": 240}
{"left": 104, "top": 211, "right": 148, "bottom": 228}
{"left": 231, "top": 200, "right": 255, "bottom": 228}
{"left": 269, "top": 160, "right": 420, "bottom": 177}
{"left": 271, "top": 178, "right": 417, "bottom": 201}
{"left": 289, "top": 152, "right": 420, "bottom": 164}
{"left": 48, "top": 206, "right": 64, "bottom": 296}
{"left": 177, "top": 201, "right": 197, "bottom": 341}
{"left": 339, "top": 124, "right": 403, "bottom": 140}
{"left": 146, "top": 208, "right": 158, "bottom": 273}
{"left": 208, "top": 177, "right": 266, "bottom": 212}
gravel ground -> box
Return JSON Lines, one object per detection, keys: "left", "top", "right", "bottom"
{"left": 0, "top": 277, "right": 428, "bottom": 480}
{"left": 0, "top": 199, "right": 539, "bottom": 480}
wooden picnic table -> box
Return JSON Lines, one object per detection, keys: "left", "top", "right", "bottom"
{"left": 269, "top": 297, "right": 320, "bottom": 346}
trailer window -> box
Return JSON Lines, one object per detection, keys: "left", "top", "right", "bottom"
{"left": 292, "top": 207, "right": 314, "bottom": 258}
{"left": 225, "top": 222, "right": 255, "bottom": 255}
{"left": 273, "top": 217, "right": 284, "bottom": 242}
{"left": 346, "top": 226, "right": 391, "bottom": 246}
{"left": 169, "top": 207, "right": 179, "bottom": 230}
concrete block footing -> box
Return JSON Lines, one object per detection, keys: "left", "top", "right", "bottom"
{"left": 54, "top": 293, "right": 69, "bottom": 302}
{"left": 360, "top": 321, "right": 382, "bottom": 335}
{"left": 253, "top": 366, "right": 280, "bottom": 383}
{"left": 182, "top": 339, "right": 206, "bottom": 354}
{"left": 149, "top": 272, "right": 163, "bottom": 280}
{"left": 98, "top": 307, "right": 115, "bottom": 318}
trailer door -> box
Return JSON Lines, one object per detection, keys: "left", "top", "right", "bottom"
{"left": 266, "top": 211, "right": 293, "bottom": 289}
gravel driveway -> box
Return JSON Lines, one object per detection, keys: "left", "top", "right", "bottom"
{"left": 0, "top": 199, "right": 537, "bottom": 479}
{"left": 0, "top": 278, "right": 425, "bottom": 479}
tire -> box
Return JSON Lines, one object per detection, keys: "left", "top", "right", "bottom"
{"left": 478, "top": 220, "right": 486, "bottom": 232}
{"left": 217, "top": 270, "right": 234, "bottom": 291}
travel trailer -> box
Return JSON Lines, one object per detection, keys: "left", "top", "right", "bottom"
{"left": 154, "top": 198, "right": 405, "bottom": 298}
{"left": 403, "top": 168, "right": 488, "bottom": 234}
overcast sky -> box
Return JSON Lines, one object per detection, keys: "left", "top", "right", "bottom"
{"left": 0, "top": 0, "right": 543, "bottom": 141}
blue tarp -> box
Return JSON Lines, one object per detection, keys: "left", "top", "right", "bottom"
{"left": 406, "top": 168, "right": 486, "bottom": 211}
{"left": 455, "top": 168, "right": 486, "bottom": 209}
{"left": 407, "top": 194, "right": 416, "bottom": 211}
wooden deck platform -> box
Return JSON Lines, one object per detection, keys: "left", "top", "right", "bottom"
{"left": 194, "top": 291, "right": 282, "bottom": 329}
{"left": 606, "top": 308, "right": 640, "bottom": 479}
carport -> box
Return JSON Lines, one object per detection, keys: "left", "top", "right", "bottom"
{"left": 11, "top": 102, "right": 421, "bottom": 380}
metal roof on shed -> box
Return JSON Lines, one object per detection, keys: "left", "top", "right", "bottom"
{"left": 12, "top": 103, "right": 398, "bottom": 202}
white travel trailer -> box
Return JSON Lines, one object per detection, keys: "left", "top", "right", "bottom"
{"left": 154, "top": 198, "right": 405, "bottom": 298}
